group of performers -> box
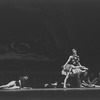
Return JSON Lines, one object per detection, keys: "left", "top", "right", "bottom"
{"left": 0, "top": 48, "right": 100, "bottom": 89}
{"left": 61, "top": 49, "right": 89, "bottom": 88}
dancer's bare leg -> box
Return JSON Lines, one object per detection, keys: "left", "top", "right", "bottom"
{"left": 0, "top": 85, "right": 8, "bottom": 88}
{"left": 0, "top": 81, "right": 16, "bottom": 89}
{"left": 63, "top": 72, "right": 69, "bottom": 88}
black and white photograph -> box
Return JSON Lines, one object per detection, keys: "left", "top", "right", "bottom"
{"left": 0, "top": 0, "right": 100, "bottom": 100}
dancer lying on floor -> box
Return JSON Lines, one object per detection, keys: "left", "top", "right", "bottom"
{"left": 82, "top": 72, "right": 100, "bottom": 88}
{"left": 0, "top": 76, "right": 28, "bottom": 89}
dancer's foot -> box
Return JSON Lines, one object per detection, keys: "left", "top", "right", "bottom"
{"left": 63, "top": 85, "right": 67, "bottom": 88}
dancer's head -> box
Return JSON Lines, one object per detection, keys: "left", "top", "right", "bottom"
{"left": 19, "top": 75, "right": 28, "bottom": 81}
{"left": 22, "top": 76, "right": 28, "bottom": 80}
{"left": 72, "top": 49, "right": 77, "bottom": 55}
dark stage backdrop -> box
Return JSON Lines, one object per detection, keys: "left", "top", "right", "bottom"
{"left": 0, "top": 0, "right": 99, "bottom": 76}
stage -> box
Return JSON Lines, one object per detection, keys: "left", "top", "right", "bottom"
{"left": 0, "top": 88, "right": 99, "bottom": 100}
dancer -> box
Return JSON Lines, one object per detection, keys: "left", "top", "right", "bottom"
{"left": 62, "top": 49, "right": 88, "bottom": 88}
{"left": 0, "top": 76, "right": 28, "bottom": 89}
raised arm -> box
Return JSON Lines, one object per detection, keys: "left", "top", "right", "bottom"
{"left": 62, "top": 56, "right": 72, "bottom": 69}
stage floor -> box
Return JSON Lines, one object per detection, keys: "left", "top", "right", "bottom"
{"left": 0, "top": 88, "right": 99, "bottom": 100}
{"left": 0, "top": 87, "right": 100, "bottom": 91}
